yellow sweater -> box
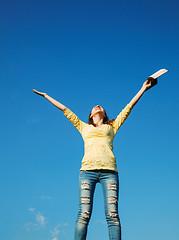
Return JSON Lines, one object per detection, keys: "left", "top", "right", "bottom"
{"left": 63, "top": 104, "right": 133, "bottom": 172}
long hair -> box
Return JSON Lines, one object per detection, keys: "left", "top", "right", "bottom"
{"left": 88, "top": 109, "right": 115, "bottom": 126}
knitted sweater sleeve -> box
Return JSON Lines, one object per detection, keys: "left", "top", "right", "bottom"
{"left": 112, "top": 103, "right": 133, "bottom": 135}
{"left": 63, "top": 108, "right": 85, "bottom": 134}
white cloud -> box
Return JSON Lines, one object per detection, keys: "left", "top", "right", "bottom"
{"left": 36, "top": 212, "right": 46, "bottom": 225}
{"left": 26, "top": 208, "right": 69, "bottom": 240}
{"left": 29, "top": 207, "right": 35, "bottom": 213}
{"left": 25, "top": 207, "right": 47, "bottom": 231}
{"left": 50, "top": 222, "right": 69, "bottom": 240}
{"left": 62, "top": 222, "right": 69, "bottom": 227}
{"left": 41, "top": 195, "right": 52, "bottom": 200}
{"left": 51, "top": 223, "right": 60, "bottom": 239}
{"left": 25, "top": 222, "right": 38, "bottom": 232}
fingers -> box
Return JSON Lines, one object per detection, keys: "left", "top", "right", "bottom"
{"left": 33, "top": 89, "right": 45, "bottom": 96}
{"left": 143, "top": 80, "right": 151, "bottom": 88}
{"left": 33, "top": 89, "right": 41, "bottom": 95}
{"left": 33, "top": 89, "right": 39, "bottom": 94}
{"left": 145, "top": 77, "right": 158, "bottom": 91}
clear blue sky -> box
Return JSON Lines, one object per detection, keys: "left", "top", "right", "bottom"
{"left": 0, "top": 0, "right": 179, "bottom": 239}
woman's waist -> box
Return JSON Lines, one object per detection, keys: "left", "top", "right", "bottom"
{"left": 84, "top": 137, "right": 113, "bottom": 146}
{"left": 80, "top": 169, "right": 118, "bottom": 174}
{"left": 84, "top": 142, "right": 113, "bottom": 152}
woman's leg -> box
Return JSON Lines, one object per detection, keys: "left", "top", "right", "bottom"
{"left": 74, "top": 171, "right": 98, "bottom": 240}
{"left": 100, "top": 171, "right": 121, "bottom": 240}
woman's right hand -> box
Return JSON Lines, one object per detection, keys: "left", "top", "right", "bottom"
{"left": 33, "top": 89, "right": 67, "bottom": 111}
{"left": 33, "top": 89, "right": 47, "bottom": 97}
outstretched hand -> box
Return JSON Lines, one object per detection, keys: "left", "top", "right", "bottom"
{"left": 33, "top": 89, "right": 47, "bottom": 97}
{"left": 143, "top": 77, "right": 158, "bottom": 91}
{"left": 129, "top": 77, "right": 158, "bottom": 107}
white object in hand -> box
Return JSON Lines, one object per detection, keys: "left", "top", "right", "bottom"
{"left": 149, "top": 69, "right": 168, "bottom": 79}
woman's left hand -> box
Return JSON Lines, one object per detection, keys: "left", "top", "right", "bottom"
{"left": 142, "top": 77, "right": 157, "bottom": 92}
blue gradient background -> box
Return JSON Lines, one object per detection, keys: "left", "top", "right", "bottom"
{"left": 0, "top": 0, "right": 179, "bottom": 239}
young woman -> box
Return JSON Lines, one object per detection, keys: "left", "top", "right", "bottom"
{"left": 33, "top": 77, "right": 156, "bottom": 240}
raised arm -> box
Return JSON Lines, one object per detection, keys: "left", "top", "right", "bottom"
{"left": 33, "top": 89, "right": 86, "bottom": 134}
{"left": 112, "top": 78, "right": 157, "bottom": 134}
{"left": 129, "top": 78, "right": 156, "bottom": 108}
{"left": 33, "top": 89, "right": 67, "bottom": 112}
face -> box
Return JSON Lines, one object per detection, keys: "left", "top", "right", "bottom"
{"left": 90, "top": 105, "right": 105, "bottom": 118}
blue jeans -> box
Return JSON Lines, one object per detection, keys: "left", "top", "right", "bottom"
{"left": 74, "top": 170, "right": 121, "bottom": 240}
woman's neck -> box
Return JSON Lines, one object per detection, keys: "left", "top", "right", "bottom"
{"left": 92, "top": 114, "right": 104, "bottom": 127}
